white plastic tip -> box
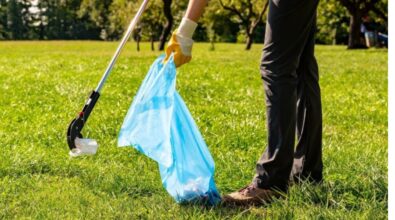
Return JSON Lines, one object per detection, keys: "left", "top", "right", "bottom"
{"left": 69, "top": 138, "right": 99, "bottom": 157}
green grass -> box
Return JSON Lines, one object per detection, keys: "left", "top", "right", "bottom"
{"left": 0, "top": 41, "right": 387, "bottom": 219}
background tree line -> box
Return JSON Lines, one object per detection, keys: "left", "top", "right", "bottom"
{"left": 0, "top": 0, "right": 388, "bottom": 49}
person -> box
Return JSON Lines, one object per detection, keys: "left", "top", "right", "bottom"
{"left": 361, "top": 16, "right": 377, "bottom": 48}
{"left": 165, "top": 0, "right": 323, "bottom": 205}
{"left": 361, "top": 16, "right": 388, "bottom": 48}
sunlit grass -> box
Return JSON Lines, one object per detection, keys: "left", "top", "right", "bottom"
{"left": 0, "top": 41, "right": 387, "bottom": 219}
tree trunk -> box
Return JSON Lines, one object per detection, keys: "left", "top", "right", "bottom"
{"left": 245, "top": 33, "right": 253, "bottom": 50}
{"left": 39, "top": 22, "right": 44, "bottom": 40}
{"left": 210, "top": 40, "right": 215, "bottom": 51}
{"left": 136, "top": 38, "right": 140, "bottom": 51}
{"left": 332, "top": 28, "right": 337, "bottom": 45}
{"left": 158, "top": 0, "right": 173, "bottom": 51}
{"left": 348, "top": 11, "right": 364, "bottom": 49}
{"left": 151, "top": 34, "right": 155, "bottom": 51}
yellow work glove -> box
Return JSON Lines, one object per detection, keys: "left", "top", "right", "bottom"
{"left": 164, "top": 18, "right": 197, "bottom": 68}
{"left": 165, "top": 32, "right": 192, "bottom": 67}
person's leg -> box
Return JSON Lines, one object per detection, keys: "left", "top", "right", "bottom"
{"left": 223, "top": 0, "right": 320, "bottom": 205}
{"left": 291, "top": 16, "right": 323, "bottom": 183}
{"left": 253, "top": 0, "right": 320, "bottom": 192}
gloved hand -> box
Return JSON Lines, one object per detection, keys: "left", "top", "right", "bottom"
{"left": 165, "top": 32, "right": 193, "bottom": 67}
{"left": 164, "top": 18, "right": 197, "bottom": 68}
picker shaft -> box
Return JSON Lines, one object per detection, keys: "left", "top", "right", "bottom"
{"left": 95, "top": 0, "right": 150, "bottom": 93}
{"left": 67, "top": 0, "right": 150, "bottom": 151}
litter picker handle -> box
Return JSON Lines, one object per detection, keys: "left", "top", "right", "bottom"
{"left": 67, "top": 0, "right": 150, "bottom": 151}
{"left": 95, "top": 0, "right": 150, "bottom": 93}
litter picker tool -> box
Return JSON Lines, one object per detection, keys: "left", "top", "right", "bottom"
{"left": 67, "top": 0, "right": 149, "bottom": 157}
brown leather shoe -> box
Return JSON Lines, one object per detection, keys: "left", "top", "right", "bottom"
{"left": 222, "top": 185, "right": 283, "bottom": 205}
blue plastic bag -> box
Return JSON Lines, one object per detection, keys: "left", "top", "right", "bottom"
{"left": 118, "top": 55, "right": 221, "bottom": 205}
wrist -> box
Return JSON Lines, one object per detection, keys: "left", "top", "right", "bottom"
{"left": 176, "top": 17, "right": 198, "bottom": 39}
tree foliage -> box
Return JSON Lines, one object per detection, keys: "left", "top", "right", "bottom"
{"left": 0, "top": 0, "right": 388, "bottom": 50}
{"left": 317, "top": 0, "right": 348, "bottom": 45}
{"left": 6, "top": 0, "right": 26, "bottom": 39}
{"left": 79, "top": 0, "right": 113, "bottom": 39}
{"left": 0, "top": 0, "right": 7, "bottom": 39}
{"left": 202, "top": 1, "right": 239, "bottom": 43}
{"left": 218, "top": 0, "right": 268, "bottom": 50}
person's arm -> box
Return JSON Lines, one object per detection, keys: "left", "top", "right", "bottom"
{"left": 164, "top": 0, "right": 208, "bottom": 67}
{"left": 185, "top": 0, "right": 208, "bottom": 22}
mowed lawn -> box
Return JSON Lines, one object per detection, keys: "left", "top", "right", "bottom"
{"left": 0, "top": 41, "right": 387, "bottom": 219}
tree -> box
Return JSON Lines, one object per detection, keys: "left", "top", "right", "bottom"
{"left": 106, "top": 0, "right": 164, "bottom": 50}
{"left": 133, "top": 26, "right": 142, "bottom": 51}
{"left": 371, "top": 0, "right": 387, "bottom": 22}
{"left": 38, "top": 0, "right": 71, "bottom": 39}
{"left": 140, "top": 1, "right": 164, "bottom": 51}
{"left": 338, "top": 0, "right": 384, "bottom": 49}
{"left": 368, "top": 0, "right": 387, "bottom": 33}
{"left": 106, "top": 0, "right": 136, "bottom": 40}
{"left": 0, "top": 0, "right": 9, "bottom": 39}
{"left": 317, "top": 0, "right": 348, "bottom": 45}
{"left": 7, "top": 0, "right": 25, "bottom": 39}
{"left": 32, "top": 0, "right": 100, "bottom": 40}
{"left": 79, "top": 0, "right": 113, "bottom": 39}
{"left": 202, "top": 0, "right": 240, "bottom": 44}
{"left": 219, "top": 0, "right": 268, "bottom": 50}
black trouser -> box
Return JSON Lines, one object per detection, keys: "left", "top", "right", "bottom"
{"left": 253, "top": 0, "right": 323, "bottom": 192}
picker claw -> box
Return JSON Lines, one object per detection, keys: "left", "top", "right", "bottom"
{"left": 67, "top": 117, "right": 84, "bottom": 150}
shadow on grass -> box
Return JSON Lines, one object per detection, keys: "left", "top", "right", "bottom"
{"left": 176, "top": 198, "right": 296, "bottom": 219}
